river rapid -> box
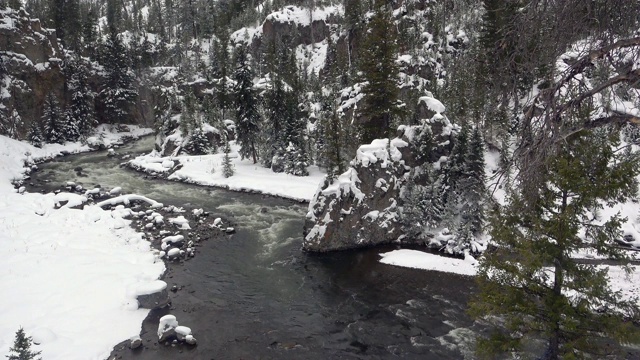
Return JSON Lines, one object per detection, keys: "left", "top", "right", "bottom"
{"left": 28, "top": 136, "right": 480, "bottom": 360}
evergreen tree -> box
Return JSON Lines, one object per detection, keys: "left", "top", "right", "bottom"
{"left": 152, "top": 87, "right": 174, "bottom": 152}
{"left": 65, "top": 57, "right": 96, "bottom": 141}
{"left": 184, "top": 126, "right": 209, "bottom": 155}
{"left": 443, "top": 122, "right": 470, "bottom": 205}
{"left": 6, "top": 328, "right": 41, "bottom": 360}
{"left": 283, "top": 142, "right": 309, "bottom": 176}
{"left": 233, "top": 45, "right": 259, "bottom": 163}
{"left": 42, "top": 92, "right": 64, "bottom": 144}
{"left": 458, "top": 127, "right": 486, "bottom": 236}
{"left": 179, "top": 90, "right": 198, "bottom": 136}
{"left": 6, "top": 108, "right": 22, "bottom": 139}
{"left": 470, "top": 129, "right": 640, "bottom": 359}
{"left": 81, "top": 9, "right": 98, "bottom": 58}
{"left": 358, "top": 0, "right": 400, "bottom": 143}
{"left": 100, "top": 27, "right": 137, "bottom": 124}
{"left": 27, "top": 121, "right": 43, "bottom": 148}
{"left": 222, "top": 136, "right": 234, "bottom": 178}
{"left": 262, "top": 75, "right": 287, "bottom": 166}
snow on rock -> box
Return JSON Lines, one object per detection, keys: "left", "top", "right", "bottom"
{"left": 157, "top": 315, "right": 179, "bottom": 341}
{"left": 168, "top": 216, "right": 190, "bottom": 230}
{"left": 304, "top": 112, "right": 456, "bottom": 252}
{"left": 419, "top": 95, "right": 446, "bottom": 115}
{"left": 304, "top": 136, "right": 408, "bottom": 252}
{"left": 379, "top": 250, "right": 478, "bottom": 276}
{"left": 96, "top": 194, "right": 163, "bottom": 209}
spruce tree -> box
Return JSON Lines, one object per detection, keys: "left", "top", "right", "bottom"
{"left": 458, "top": 127, "right": 486, "bottom": 236}
{"left": 222, "top": 136, "right": 234, "bottom": 178}
{"left": 358, "top": 0, "right": 400, "bottom": 143}
{"left": 470, "top": 128, "right": 640, "bottom": 359}
{"left": 184, "top": 126, "right": 209, "bottom": 155}
{"left": 100, "top": 20, "right": 137, "bottom": 124}
{"left": 65, "top": 57, "right": 96, "bottom": 141}
{"left": 27, "top": 121, "right": 43, "bottom": 148}
{"left": 6, "top": 108, "right": 22, "bottom": 139}
{"left": 7, "top": 327, "right": 41, "bottom": 360}
{"left": 233, "top": 45, "right": 260, "bottom": 164}
{"left": 180, "top": 91, "right": 198, "bottom": 136}
{"left": 42, "top": 92, "right": 64, "bottom": 144}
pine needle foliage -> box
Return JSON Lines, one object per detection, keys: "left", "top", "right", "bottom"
{"left": 470, "top": 128, "right": 640, "bottom": 359}
{"left": 6, "top": 327, "right": 41, "bottom": 360}
{"left": 222, "top": 136, "right": 234, "bottom": 178}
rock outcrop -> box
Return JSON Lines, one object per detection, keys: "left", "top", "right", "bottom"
{"left": 303, "top": 111, "right": 456, "bottom": 252}
{"left": 0, "top": 8, "right": 64, "bottom": 135}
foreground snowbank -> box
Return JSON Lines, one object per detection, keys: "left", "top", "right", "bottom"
{"left": 129, "top": 142, "right": 325, "bottom": 202}
{"left": 0, "top": 128, "right": 164, "bottom": 359}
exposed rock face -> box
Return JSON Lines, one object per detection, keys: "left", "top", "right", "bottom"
{"left": 137, "top": 288, "right": 170, "bottom": 310}
{"left": 0, "top": 8, "right": 65, "bottom": 135}
{"left": 303, "top": 113, "right": 455, "bottom": 252}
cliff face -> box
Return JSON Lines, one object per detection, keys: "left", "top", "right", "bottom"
{"left": 1, "top": 8, "right": 65, "bottom": 136}
{"left": 303, "top": 109, "right": 455, "bottom": 252}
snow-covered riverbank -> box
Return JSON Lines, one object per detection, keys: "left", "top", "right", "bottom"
{"left": 128, "top": 142, "right": 325, "bottom": 202}
{"left": 0, "top": 126, "right": 165, "bottom": 359}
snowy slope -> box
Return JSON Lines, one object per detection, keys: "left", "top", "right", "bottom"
{"left": 0, "top": 130, "right": 164, "bottom": 359}
{"left": 129, "top": 141, "right": 325, "bottom": 202}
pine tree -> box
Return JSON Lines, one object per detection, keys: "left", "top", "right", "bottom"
{"left": 470, "top": 128, "right": 640, "bottom": 359}
{"left": 184, "top": 126, "right": 209, "bottom": 155}
{"left": 283, "top": 142, "right": 309, "bottom": 177}
{"left": 7, "top": 327, "right": 41, "bottom": 360}
{"left": 100, "top": 18, "right": 137, "bottom": 124}
{"left": 358, "top": 0, "right": 400, "bottom": 143}
{"left": 263, "top": 75, "right": 287, "bottom": 166}
{"left": 6, "top": 108, "right": 22, "bottom": 139}
{"left": 458, "top": 127, "right": 486, "bottom": 236}
{"left": 42, "top": 92, "right": 64, "bottom": 144}
{"left": 65, "top": 57, "right": 96, "bottom": 141}
{"left": 153, "top": 87, "right": 176, "bottom": 152}
{"left": 443, "top": 123, "right": 470, "bottom": 206}
{"left": 222, "top": 136, "right": 234, "bottom": 178}
{"left": 27, "top": 121, "right": 43, "bottom": 148}
{"left": 180, "top": 90, "right": 198, "bottom": 136}
{"left": 81, "top": 8, "right": 98, "bottom": 58}
{"left": 233, "top": 45, "right": 260, "bottom": 164}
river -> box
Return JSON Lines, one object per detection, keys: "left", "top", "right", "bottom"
{"left": 28, "top": 136, "right": 480, "bottom": 360}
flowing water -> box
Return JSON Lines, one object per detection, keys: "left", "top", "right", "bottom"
{"left": 30, "top": 137, "right": 480, "bottom": 359}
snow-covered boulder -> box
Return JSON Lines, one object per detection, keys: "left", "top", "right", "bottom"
{"left": 303, "top": 115, "right": 456, "bottom": 252}
{"left": 134, "top": 280, "right": 170, "bottom": 310}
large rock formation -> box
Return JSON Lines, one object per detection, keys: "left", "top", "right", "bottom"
{"left": 0, "top": 8, "right": 64, "bottom": 135}
{"left": 303, "top": 108, "right": 456, "bottom": 252}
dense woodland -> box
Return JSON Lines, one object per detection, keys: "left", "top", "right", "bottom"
{"left": 2, "top": 0, "right": 640, "bottom": 358}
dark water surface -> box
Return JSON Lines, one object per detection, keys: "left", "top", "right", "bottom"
{"left": 29, "top": 137, "right": 480, "bottom": 359}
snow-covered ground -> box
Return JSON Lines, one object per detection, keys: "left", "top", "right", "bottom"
{"left": 0, "top": 126, "right": 165, "bottom": 359}
{"left": 380, "top": 249, "right": 478, "bottom": 276}
{"left": 129, "top": 142, "right": 325, "bottom": 202}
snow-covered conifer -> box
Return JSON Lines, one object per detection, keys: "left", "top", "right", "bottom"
{"left": 65, "top": 56, "right": 96, "bottom": 141}
{"left": 27, "top": 121, "right": 43, "bottom": 148}
{"left": 283, "top": 142, "right": 309, "bottom": 176}
{"left": 184, "top": 126, "right": 210, "bottom": 155}
{"left": 233, "top": 45, "right": 260, "bottom": 164}
{"left": 222, "top": 137, "right": 234, "bottom": 178}
{"left": 42, "top": 93, "right": 65, "bottom": 144}
{"left": 7, "top": 327, "right": 41, "bottom": 360}
{"left": 100, "top": 29, "right": 137, "bottom": 124}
